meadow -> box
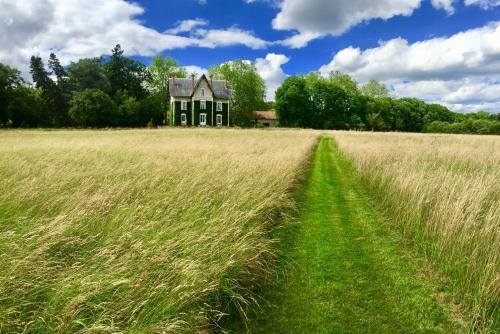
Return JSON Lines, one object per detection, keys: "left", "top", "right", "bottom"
{"left": 0, "top": 129, "right": 317, "bottom": 333}
{"left": 0, "top": 128, "right": 498, "bottom": 333}
{"left": 333, "top": 132, "right": 500, "bottom": 331}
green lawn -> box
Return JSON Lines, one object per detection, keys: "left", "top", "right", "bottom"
{"left": 229, "top": 137, "right": 466, "bottom": 333}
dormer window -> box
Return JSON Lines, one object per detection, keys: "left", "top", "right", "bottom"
{"left": 201, "top": 88, "right": 205, "bottom": 97}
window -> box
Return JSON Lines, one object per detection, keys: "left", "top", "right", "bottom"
{"left": 181, "top": 113, "right": 187, "bottom": 125}
{"left": 216, "top": 102, "right": 223, "bottom": 111}
{"left": 201, "top": 88, "right": 205, "bottom": 97}
{"left": 200, "top": 113, "right": 207, "bottom": 126}
{"left": 181, "top": 101, "right": 187, "bottom": 110}
{"left": 216, "top": 114, "right": 223, "bottom": 126}
{"left": 200, "top": 100, "right": 206, "bottom": 110}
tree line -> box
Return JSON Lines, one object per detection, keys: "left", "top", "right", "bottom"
{"left": 1, "top": 45, "right": 268, "bottom": 128}
{"left": 1, "top": 48, "right": 498, "bottom": 133}
{"left": 276, "top": 72, "right": 500, "bottom": 135}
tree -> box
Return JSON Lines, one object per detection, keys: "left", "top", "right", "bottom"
{"left": 275, "top": 76, "right": 310, "bottom": 128}
{"left": 146, "top": 56, "right": 186, "bottom": 124}
{"left": 48, "top": 53, "right": 66, "bottom": 82}
{"left": 105, "top": 44, "right": 148, "bottom": 98}
{"left": 328, "top": 71, "right": 359, "bottom": 96}
{"left": 30, "top": 55, "right": 69, "bottom": 126}
{"left": 67, "top": 58, "right": 111, "bottom": 93}
{"left": 30, "top": 56, "right": 53, "bottom": 90}
{"left": 209, "top": 60, "right": 266, "bottom": 126}
{"left": 0, "top": 63, "right": 23, "bottom": 126}
{"left": 361, "top": 79, "right": 389, "bottom": 98}
{"left": 69, "top": 89, "right": 117, "bottom": 127}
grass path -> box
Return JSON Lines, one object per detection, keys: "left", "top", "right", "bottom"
{"left": 228, "top": 137, "right": 465, "bottom": 333}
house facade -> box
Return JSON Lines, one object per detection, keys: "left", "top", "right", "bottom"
{"left": 169, "top": 74, "right": 231, "bottom": 127}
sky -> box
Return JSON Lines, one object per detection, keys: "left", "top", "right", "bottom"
{"left": 0, "top": 0, "right": 499, "bottom": 112}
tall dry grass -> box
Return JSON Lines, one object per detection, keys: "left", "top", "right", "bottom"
{"left": 333, "top": 131, "right": 500, "bottom": 332}
{"left": 0, "top": 128, "right": 318, "bottom": 333}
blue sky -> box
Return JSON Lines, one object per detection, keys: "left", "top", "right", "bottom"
{"left": 1, "top": 0, "right": 499, "bottom": 112}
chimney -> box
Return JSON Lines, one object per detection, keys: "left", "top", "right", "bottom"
{"left": 191, "top": 74, "right": 195, "bottom": 90}
{"left": 224, "top": 79, "right": 228, "bottom": 89}
{"left": 173, "top": 77, "right": 176, "bottom": 84}
{"left": 209, "top": 76, "right": 213, "bottom": 86}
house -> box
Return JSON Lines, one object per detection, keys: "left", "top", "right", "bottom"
{"left": 251, "top": 111, "right": 277, "bottom": 127}
{"left": 169, "top": 74, "right": 231, "bottom": 127}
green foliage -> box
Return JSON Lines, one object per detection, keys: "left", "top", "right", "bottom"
{"left": 209, "top": 60, "right": 266, "bottom": 127}
{"left": 106, "top": 44, "right": 148, "bottom": 99}
{"left": 69, "top": 89, "right": 118, "bottom": 127}
{"left": 0, "top": 63, "right": 24, "bottom": 126}
{"left": 275, "top": 76, "right": 310, "bottom": 128}
{"left": 146, "top": 56, "right": 186, "bottom": 124}
{"left": 276, "top": 71, "right": 500, "bottom": 134}
{"left": 361, "top": 79, "right": 389, "bottom": 98}
{"left": 67, "top": 58, "right": 111, "bottom": 93}
{"left": 425, "top": 119, "right": 500, "bottom": 135}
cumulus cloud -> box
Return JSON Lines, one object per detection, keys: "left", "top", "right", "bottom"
{"left": 255, "top": 53, "right": 290, "bottom": 100}
{"left": 0, "top": 0, "right": 270, "bottom": 78}
{"left": 318, "top": 22, "right": 500, "bottom": 112}
{"left": 250, "top": 0, "right": 500, "bottom": 47}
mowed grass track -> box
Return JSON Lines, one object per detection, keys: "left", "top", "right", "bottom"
{"left": 236, "top": 137, "right": 464, "bottom": 333}
{"left": 0, "top": 129, "right": 318, "bottom": 333}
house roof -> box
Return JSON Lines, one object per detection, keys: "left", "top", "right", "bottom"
{"left": 252, "top": 111, "right": 277, "bottom": 121}
{"left": 169, "top": 74, "right": 232, "bottom": 100}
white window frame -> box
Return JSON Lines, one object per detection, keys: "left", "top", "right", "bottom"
{"left": 216, "top": 114, "right": 223, "bottom": 126}
{"left": 201, "top": 88, "right": 205, "bottom": 97}
{"left": 200, "top": 100, "right": 206, "bottom": 110}
{"left": 216, "top": 102, "right": 223, "bottom": 112}
{"left": 181, "top": 113, "right": 187, "bottom": 125}
{"left": 181, "top": 101, "right": 187, "bottom": 111}
{"left": 199, "top": 113, "right": 207, "bottom": 126}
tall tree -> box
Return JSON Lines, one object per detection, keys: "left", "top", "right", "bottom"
{"left": 361, "top": 79, "right": 389, "bottom": 98}
{"left": 30, "top": 56, "right": 53, "bottom": 90}
{"left": 146, "top": 56, "right": 186, "bottom": 124}
{"left": 105, "top": 44, "right": 148, "bottom": 98}
{"left": 47, "top": 53, "right": 70, "bottom": 125}
{"left": 48, "top": 53, "right": 66, "bottom": 82}
{"left": 209, "top": 60, "right": 266, "bottom": 126}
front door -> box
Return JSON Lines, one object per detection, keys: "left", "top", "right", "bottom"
{"left": 216, "top": 114, "right": 222, "bottom": 126}
{"left": 200, "top": 113, "right": 207, "bottom": 126}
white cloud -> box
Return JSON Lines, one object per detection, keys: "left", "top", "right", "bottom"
{"left": 319, "top": 22, "right": 500, "bottom": 112}
{"left": 255, "top": 0, "right": 500, "bottom": 47}
{"left": 255, "top": 53, "right": 290, "bottom": 100}
{"left": 165, "top": 19, "right": 208, "bottom": 34}
{"left": 431, "top": 0, "right": 456, "bottom": 13}
{"left": 194, "top": 28, "right": 271, "bottom": 49}
{"left": 0, "top": 0, "right": 270, "bottom": 78}
{"left": 464, "top": 0, "right": 500, "bottom": 9}
{"left": 184, "top": 65, "right": 208, "bottom": 77}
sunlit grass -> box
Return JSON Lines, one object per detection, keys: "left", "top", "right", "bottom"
{"left": 333, "top": 131, "right": 500, "bottom": 332}
{"left": 0, "top": 128, "right": 318, "bottom": 333}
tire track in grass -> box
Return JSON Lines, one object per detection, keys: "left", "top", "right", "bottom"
{"left": 228, "top": 136, "right": 465, "bottom": 333}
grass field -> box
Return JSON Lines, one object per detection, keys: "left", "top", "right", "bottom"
{"left": 333, "top": 132, "right": 500, "bottom": 332}
{"left": 0, "top": 129, "right": 317, "bottom": 333}
{"left": 0, "top": 129, "right": 498, "bottom": 333}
